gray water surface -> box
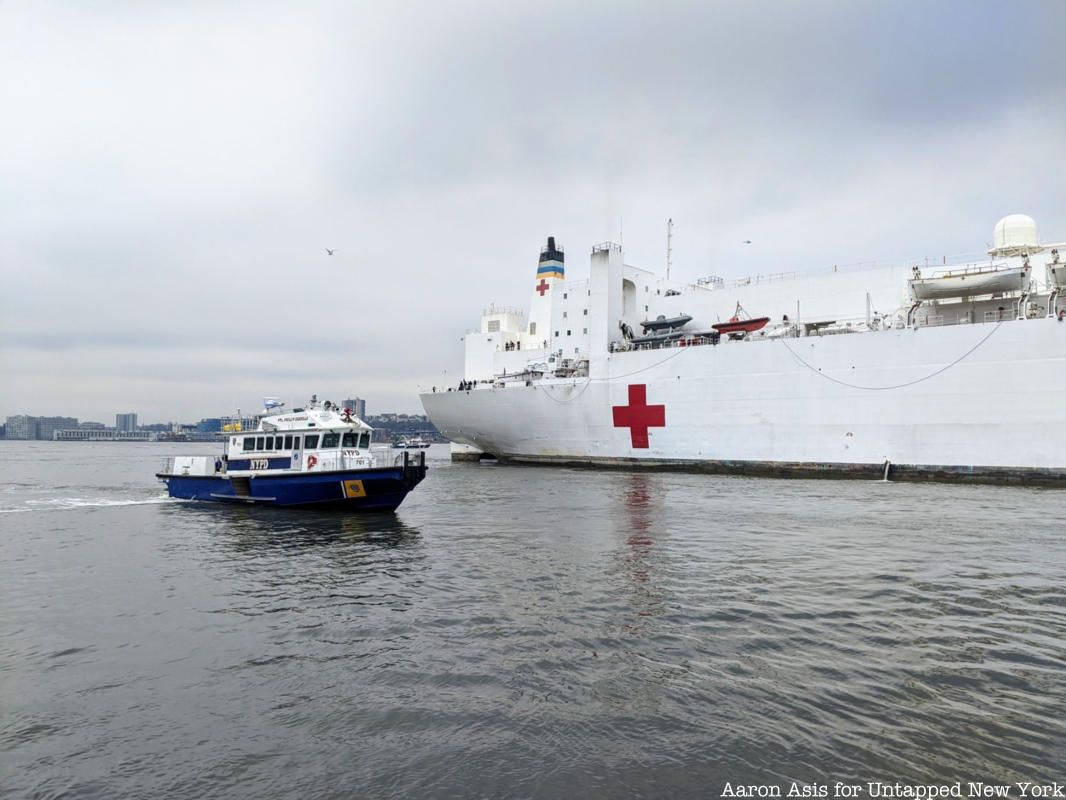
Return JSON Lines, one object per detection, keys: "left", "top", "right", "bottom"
{"left": 2, "top": 442, "right": 1064, "bottom": 798}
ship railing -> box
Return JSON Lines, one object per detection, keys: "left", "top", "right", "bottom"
{"left": 915, "top": 312, "right": 1016, "bottom": 327}
{"left": 724, "top": 271, "right": 798, "bottom": 289}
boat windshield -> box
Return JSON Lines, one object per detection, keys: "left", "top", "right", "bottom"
{"left": 321, "top": 433, "right": 340, "bottom": 448}
{"left": 342, "top": 432, "right": 358, "bottom": 447}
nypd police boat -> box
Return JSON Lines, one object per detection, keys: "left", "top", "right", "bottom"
{"left": 156, "top": 396, "right": 428, "bottom": 511}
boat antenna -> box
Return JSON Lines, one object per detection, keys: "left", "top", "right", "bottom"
{"left": 666, "top": 218, "right": 673, "bottom": 280}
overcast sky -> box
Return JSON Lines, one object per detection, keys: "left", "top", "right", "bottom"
{"left": 2, "top": 0, "right": 1064, "bottom": 423}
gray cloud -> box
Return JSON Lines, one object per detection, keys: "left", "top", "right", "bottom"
{"left": 2, "top": 0, "right": 1064, "bottom": 422}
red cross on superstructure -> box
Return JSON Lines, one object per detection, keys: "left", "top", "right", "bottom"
{"left": 612, "top": 384, "right": 666, "bottom": 449}
{"left": 536, "top": 279, "right": 550, "bottom": 296}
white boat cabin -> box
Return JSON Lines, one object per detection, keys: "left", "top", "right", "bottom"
{"left": 164, "top": 397, "right": 384, "bottom": 478}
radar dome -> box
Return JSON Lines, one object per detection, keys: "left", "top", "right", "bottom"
{"left": 989, "top": 214, "right": 1039, "bottom": 256}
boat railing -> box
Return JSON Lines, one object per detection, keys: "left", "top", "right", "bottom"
{"left": 314, "top": 451, "right": 376, "bottom": 472}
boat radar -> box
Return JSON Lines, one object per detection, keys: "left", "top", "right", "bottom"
{"left": 988, "top": 214, "right": 1042, "bottom": 258}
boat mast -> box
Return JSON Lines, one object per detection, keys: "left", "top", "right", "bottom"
{"left": 666, "top": 218, "right": 673, "bottom": 281}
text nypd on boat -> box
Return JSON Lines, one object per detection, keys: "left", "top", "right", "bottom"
{"left": 720, "top": 783, "right": 1064, "bottom": 799}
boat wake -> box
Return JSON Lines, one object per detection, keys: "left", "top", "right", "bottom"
{"left": 0, "top": 494, "right": 176, "bottom": 514}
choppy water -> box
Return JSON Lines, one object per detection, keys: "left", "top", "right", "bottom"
{"left": 1, "top": 441, "right": 1064, "bottom": 799}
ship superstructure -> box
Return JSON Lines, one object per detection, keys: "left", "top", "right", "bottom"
{"left": 422, "top": 214, "right": 1066, "bottom": 484}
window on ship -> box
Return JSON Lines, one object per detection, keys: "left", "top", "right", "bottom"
{"left": 321, "top": 433, "right": 340, "bottom": 448}
{"left": 243, "top": 438, "right": 254, "bottom": 452}
{"left": 265, "top": 436, "right": 274, "bottom": 450}
{"left": 304, "top": 434, "right": 319, "bottom": 449}
{"left": 256, "top": 437, "right": 265, "bottom": 451}
{"left": 342, "top": 432, "right": 358, "bottom": 447}
{"left": 359, "top": 432, "right": 370, "bottom": 448}
{"left": 284, "top": 435, "right": 293, "bottom": 449}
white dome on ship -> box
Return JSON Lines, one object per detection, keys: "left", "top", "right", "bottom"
{"left": 989, "top": 214, "right": 1039, "bottom": 256}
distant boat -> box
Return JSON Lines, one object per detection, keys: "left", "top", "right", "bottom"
{"left": 156, "top": 396, "right": 427, "bottom": 511}
{"left": 393, "top": 436, "right": 432, "bottom": 450}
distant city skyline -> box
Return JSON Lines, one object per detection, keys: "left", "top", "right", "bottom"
{"left": 0, "top": 393, "right": 382, "bottom": 426}
{"left": 2, "top": 405, "right": 430, "bottom": 441}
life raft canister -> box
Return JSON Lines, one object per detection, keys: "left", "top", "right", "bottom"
{"left": 307, "top": 455, "right": 318, "bottom": 469}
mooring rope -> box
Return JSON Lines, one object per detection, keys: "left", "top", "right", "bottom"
{"left": 776, "top": 322, "right": 1004, "bottom": 391}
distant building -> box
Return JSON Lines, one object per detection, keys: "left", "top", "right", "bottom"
{"left": 116, "top": 413, "right": 138, "bottom": 432}
{"left": 4, "top": 415, "right": 78, "bottom": 440}
{"left": 343, "top": 398, "right": 367, "bottom": 419}
{"left": 79, "top": 421, "right": 107, "bottom": 430}
{"left": 197, "top": 418, "right": 223, "bottom": 433}
{"left": 54, "top": 429, "right": 153, "bottom": 441}
{"left": 38, "top": 417, "right": 79, "bottom": 441}
{"left": 5, "top": 415, "right": 38, "bottom": 440}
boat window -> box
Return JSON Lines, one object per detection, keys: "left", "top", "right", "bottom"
{"left": 359, "top": 432, "right": 370, "bottom": 448}
{"left": 265, "top": 436, "right": 274, "bottom": 450}
{"left": 291, "top": 435, "right": 300, "bottom": 449}
{"left": 243, "top": 438, "right": 254, "bottom": 452}
{"left": 305, "top": 434, "right": 319, "bottom": 449}
{"left": 284, "top": 435, "right": 293, "bottom": 449}
{"left": 321, "top": 433, "right": 340, "bottom": 448}
{"left": 256, "top": 437, "right": 265, "bottom": 451}
{"left": 342, "top": 432, "right": 358, "bottom": 447}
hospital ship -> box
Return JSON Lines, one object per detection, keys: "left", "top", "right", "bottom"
{"left": 420, "top": 214, "right": 1066, "bottom": 484}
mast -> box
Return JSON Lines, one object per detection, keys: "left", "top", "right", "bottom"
{"left": 666, "top": 218, "right": 673, "bottom": 280}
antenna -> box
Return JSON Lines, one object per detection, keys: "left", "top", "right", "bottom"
{"left": 619, "top": 217, "right": 624, "bottom": 249}
{"left": 666, "top": 218, "right": 673, "bottom": 280}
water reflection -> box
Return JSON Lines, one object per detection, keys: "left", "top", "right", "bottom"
{"left": 159, "top": 502, "right": 424, "bottom": 554}
{"left": 615, "top": 473, "right": 667, "bottom": 621}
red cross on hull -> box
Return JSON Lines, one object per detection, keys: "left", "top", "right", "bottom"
{"left": 612, "top": 384, "right": 666, "bottom": 449}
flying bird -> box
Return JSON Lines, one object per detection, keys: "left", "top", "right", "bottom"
{"left": 742, "top": 240, "right": 752, "bottom": 245}
{"left": 325, "top": 248, "right": 336, "bottom": 255}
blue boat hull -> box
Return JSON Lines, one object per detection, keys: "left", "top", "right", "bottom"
{"left": 157, "top": 464, "right": 427, "bottom": 512}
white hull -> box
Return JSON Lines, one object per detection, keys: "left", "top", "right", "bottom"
{"left": 423, "top": 221, "right": 1066, "bottom": 484}
{"left": 423, "top": 318, "right": 1066, "bottom": 482}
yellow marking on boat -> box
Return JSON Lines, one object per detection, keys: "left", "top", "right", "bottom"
{"left": 342, "top": 479, "right": 366, "bottom": 499}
